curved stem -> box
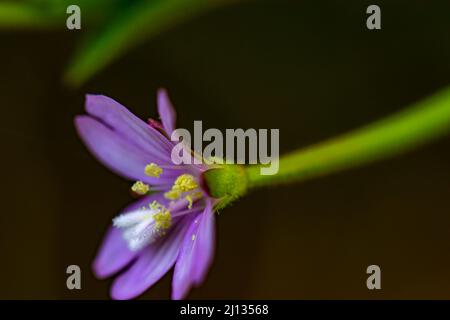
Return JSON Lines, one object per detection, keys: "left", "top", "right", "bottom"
{"left": 246, "top": 86, "right": 450, "bottom": 189}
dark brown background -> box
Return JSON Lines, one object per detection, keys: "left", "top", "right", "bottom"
{"left": 1, "top": 0, "right": 450, "bottom": 299}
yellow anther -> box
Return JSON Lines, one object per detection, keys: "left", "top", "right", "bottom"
{"left": 191, "top": 234, "right": 196, "bottom": 241}
{"left": 164, "top": 189, "right": 181, "bottom": 200}
{"left": 164, "top": 175, "right": 201, "bottom": 204}
{"left": 153, "top": 209, "right": 172, "bottom": 231}
{"left": 145, "top": 163, "right": 163, "bottom": 178}
{"left": 147, "top": 200, "right": 172, "bottom": 232}
{"left": 131, "top": 181, "right": 149, "bottom": 195}
{"left": 173, "top": 174, "right": 198, "bottom": 192}
{"left": 149, "top": 200, "right": 162, "bottom": 211}
{"left": 185, "top": 195, "right": 193, "bottom": 209}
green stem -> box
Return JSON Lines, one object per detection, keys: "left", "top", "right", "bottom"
{"left": 64, "top": 0, "right": 235, "bottom": 86}
{"left": 246, "top": 86, "right": 450, "bottom": 189}
{"left": 0, "top": 3, "right": 57, "bottom": 29}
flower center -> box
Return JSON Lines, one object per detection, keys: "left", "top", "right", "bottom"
{"left": 117, "top": 165, "right": 203, "bottom": 251}
{"left": 164, "top": 174, "right": 202, "bottom": 209}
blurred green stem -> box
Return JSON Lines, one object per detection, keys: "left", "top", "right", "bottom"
{"left": 0, "top": 1, "right": 117, "bottom": 29}
{"left": 0, "top": 3, "right": 57, "bottom": 29}
{"left": 65, "top": 0, "right": 234, "bottom": 86}
{"left": 246, "top": 87, "right": 450, "bottom": 189}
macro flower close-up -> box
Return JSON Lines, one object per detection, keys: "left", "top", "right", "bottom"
{"left": 75, "top": 89, "right": 217, "bottom": 299}
{"left": 3, "top": 0, "right": 450, "bottom": 312}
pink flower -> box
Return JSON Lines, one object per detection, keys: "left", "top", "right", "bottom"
{"left": 75, "top": 89, "right": 216, "bottom": 299}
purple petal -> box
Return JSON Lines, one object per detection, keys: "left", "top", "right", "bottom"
{"left": 92, "top": 195, "right": 160, "bottom": 279}
{"left": 85, "top": 94, "right": 173, "bottom": 158}
{"left": 75, "top": 115, "right": 178, "bottom": 186}
{"left": 157, "top": 89, "right": 176, "bottom": 135}
{"left": 92, "top": 227, "right": 136, "bottom": 279}
{"left": 172, "top": 201, "right": 215, "bottom": 300}
{"left": 191, "top": 201, "right": 216, "bottom": 284}
{"left": 110, "top": 218, "right": 190, "bottom": 300}
{"left": 171, "top": 217, "right": 199, "bottom": 300}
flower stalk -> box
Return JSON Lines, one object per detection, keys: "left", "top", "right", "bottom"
{"left": 244, "top": 86, "right": 450, "bottom": 189}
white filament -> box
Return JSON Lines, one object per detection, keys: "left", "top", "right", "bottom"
{"left": 113, "top": 209, "right": 158, "bottom": 251}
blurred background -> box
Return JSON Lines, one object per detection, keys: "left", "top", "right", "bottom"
{"left": 1, "top": 0, "right": 450, "bottom": 299}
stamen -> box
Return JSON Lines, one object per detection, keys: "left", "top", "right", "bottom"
{"left": 126, "top": 224, "right": 155, "bottom": 251}
{"left": 122, "top": 217, "right": 153, "bottom": 241}
{"left": 153, "top": 209, "right": 172, "bottom": 232}
{"left": 149, "top": 200, "right": 163, "bottom": 211}
{"left": 149, "top": 200, "right": 172, "bottom": 232}
{"left": 191, "top": 234, "right": 196, "bottom": 241}
{"left": 164, "top": 174, "right": 199, "bottom": 202}
{"left": 113, "top": 209, "right": 152, "bottom": 228}
{"left": 112, "top": 201, "right": 172, "bottom": 251}
{"left": 172, "top": 174, "right": 198, "bottom": 192}
{"left": 131, "top": 181, "right": 149, "bottom": 195}
{"left": 185, "top": 195, "right": 193, "bottom": 209}
{"left": 164, "top": 189, "right": 181, "bottom": 200}
{"left": 185, "top": 191, "right": 203, "bottom": 209}
{"left": 145, "top": 163, "right": 163, "bottom": 178}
